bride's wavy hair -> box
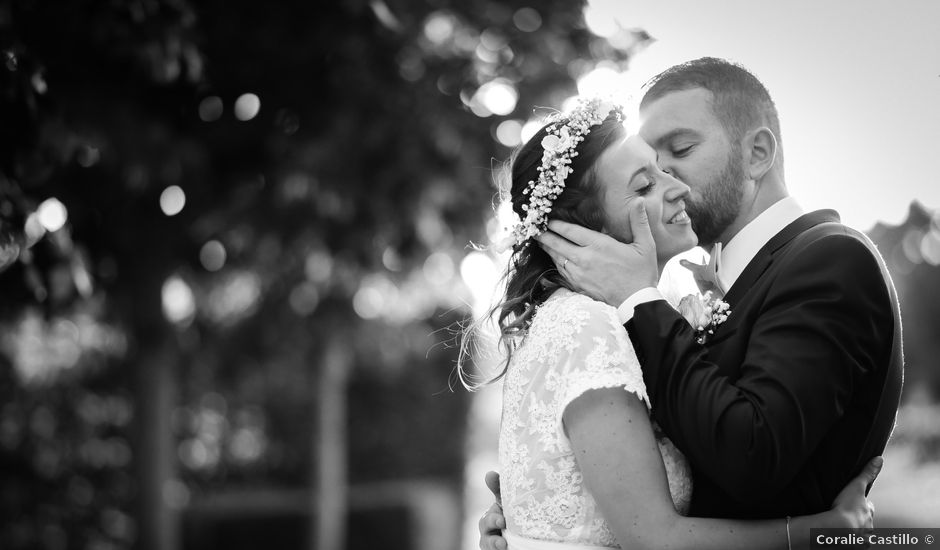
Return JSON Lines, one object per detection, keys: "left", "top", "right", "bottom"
{"left": 458, "top": 110, "right": 626, "bottom": 389}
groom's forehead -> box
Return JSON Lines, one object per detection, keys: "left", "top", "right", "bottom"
{"left": 639, "top": 88, "right": 720, "bottom": 138}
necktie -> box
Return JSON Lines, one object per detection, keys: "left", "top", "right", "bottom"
{"left": 681, "top": 243, "right": 726, "bottom": 298}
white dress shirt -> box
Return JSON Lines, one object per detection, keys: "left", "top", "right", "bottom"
{"left": 616, "top": 196, "right": 805, "bottom": 323}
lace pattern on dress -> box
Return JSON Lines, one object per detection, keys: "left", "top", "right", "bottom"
{"left": 498, "top": 289, "right": 692, "bottom": 547}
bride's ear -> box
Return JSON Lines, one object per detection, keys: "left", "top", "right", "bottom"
{"left": 743, "top": 127, "right": 777, "bottom": 182}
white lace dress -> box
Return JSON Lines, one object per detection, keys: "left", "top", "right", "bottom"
{"left": 499, "top": 289, "right": 692, "bottom": 549}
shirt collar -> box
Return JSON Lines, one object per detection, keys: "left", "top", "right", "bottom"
{"left": 716, "top": 196, "right": 804, "bottom": 291}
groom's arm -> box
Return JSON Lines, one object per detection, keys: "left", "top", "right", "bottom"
{"left": 629, "top": 233, "right": 894, "bottom": 504}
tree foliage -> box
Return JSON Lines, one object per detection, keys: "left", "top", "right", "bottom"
{"left": 1, "top": 0, "right": 650, "bottom": 547}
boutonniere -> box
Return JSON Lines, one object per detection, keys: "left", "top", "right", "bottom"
{"left": 677, "top": 291, "right": 731, "bottom": 344}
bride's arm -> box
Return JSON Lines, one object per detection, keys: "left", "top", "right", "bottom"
{"left": 563, "top": 387, "right": 878, "bottom": 550}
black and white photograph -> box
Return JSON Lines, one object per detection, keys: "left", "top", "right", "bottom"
{"left": 1, "top": 1, "right": 938, "bottom": 549}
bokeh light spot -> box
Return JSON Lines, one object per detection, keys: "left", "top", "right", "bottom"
{"left": 31, "top": 72, "right": 48, "bottom": 94}
{"left": 423, "top": 252, "right": 455, "bottom": 285}
{"left": 229, "top": 426, "right": 265, "bottom": 463}
{"left": 353, "top": 286, "right": 384, "bottom": 319}
{"left": 352, "top": 275, "right": 398, "bottom": 320}
{"left": 199, "top": 240, "right": 227, "bottom": 272}
{"left": 473, "top": 80, "right": 518, "bottom": 117}
{"left": 495, "top": 119, "right": 523, "bottom": 147}
{"left": 382, "top": 247, "right": 402, "bottom": 271}
{"left": 369, "top": 0, "right": 402, "bottom": 31}
{"left": 160, "top": 186, "right": 186, "bottom": 216}
{"left": 513, "top": 8, "right": 542, "bottom": 32}
{"left": 474, "top": 43, "right": 499, "bottom": 64}
{"left": 304, "top": 251, "right": 333, "bottom": 283}
{"left": 37, "top": 198, "right": 68, "bottom": 232}
{"left": 289, "top": 282, "right": 320, "bottom": 316}
{"left": 234, "top": 93, "right": 261, "bottom": 121}
{"left": 902, "top": 229, "right": 925, "bottom": 264}
{"left": 480, "top": 28, "right": 507, "bottom": 51}
{"left": 920, "top": 228, "right": 940, "bottom": 265}
{"left": 163, "top": 479, "right": 191, "bottom": 509}
{"left": 198, "top": 96, "right": 223, "bottom": 122}
{"left": 423, "top": 11, "right": 456, "bottom": 44}
{"left": 206, "top": 271, "right": 261, "bottom": 324}
{"left": 520, "top": 119, "right": 542, "bottom": 144}
{"left": 162, "top": 275, "right": 196, "bottom": 326}
{"left": 399, "top": 54, "right": 426, "bottom": 82}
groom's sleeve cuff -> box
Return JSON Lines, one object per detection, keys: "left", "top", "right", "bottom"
{"left": 616, "top": 288, "right": 666, "bottom": 324}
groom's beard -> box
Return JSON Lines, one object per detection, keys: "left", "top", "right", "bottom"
{"left": 687, "top": 149, "right": 746, "bottom": 247}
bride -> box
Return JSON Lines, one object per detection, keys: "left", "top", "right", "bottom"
{"left": 464, "top": 99, "right": 881, "bottom": 550}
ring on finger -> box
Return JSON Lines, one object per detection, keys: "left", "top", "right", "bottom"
{"left": 563, "top": 258, "right": 569, "bottom": 270}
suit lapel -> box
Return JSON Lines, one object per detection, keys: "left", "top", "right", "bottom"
{"left": 722, "top": 209, "right": 841, "bottom": 306}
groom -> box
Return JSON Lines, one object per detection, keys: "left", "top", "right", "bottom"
{"left": 480, "top": 57, "right": 903, "bottom": 548}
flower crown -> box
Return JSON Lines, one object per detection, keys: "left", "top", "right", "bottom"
{"left": 494, "top": 98, "right": 623, "bottom": 253}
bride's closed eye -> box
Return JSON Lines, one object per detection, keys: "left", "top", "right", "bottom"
{"left": 635, "top": 176, "right": 657, "bottom": 196}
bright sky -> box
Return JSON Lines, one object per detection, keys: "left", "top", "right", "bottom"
{"left": 583, "top": 0, "right": 940, "bottom": 231}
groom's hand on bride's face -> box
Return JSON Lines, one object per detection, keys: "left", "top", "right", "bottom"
{"left": 537, "top": 198, "right": 659, "bottom": 307}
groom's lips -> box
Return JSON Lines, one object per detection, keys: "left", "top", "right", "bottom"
{"left": 667, "top": 210, "right": 691, "bottom": 224}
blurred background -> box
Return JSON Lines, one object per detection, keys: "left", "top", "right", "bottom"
{"left": 0, "top": 1, "right": 938, "bottom": 549}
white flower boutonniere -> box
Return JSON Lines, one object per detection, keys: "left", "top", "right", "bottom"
{"left": 677, "top": 290, "right": 731, "bottom": 344}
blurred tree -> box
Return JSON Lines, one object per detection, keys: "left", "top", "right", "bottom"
{"left": 0, "top": 0, "right": 650, "bottom": 549}
{"left": 869, "top": 201, "right": 940, "bottom": 400}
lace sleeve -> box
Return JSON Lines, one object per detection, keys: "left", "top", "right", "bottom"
{"left": 551, "top": 295, "right": 650, "bottom": 439}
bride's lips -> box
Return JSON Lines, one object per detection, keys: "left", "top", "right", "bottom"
{"left": 666, "top": 210, "right": 691, "bottom": 225}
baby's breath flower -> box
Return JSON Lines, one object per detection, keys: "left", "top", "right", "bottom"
{"left": 497, "top": 98, "right": 622, "bottom": 251}
{"left": 678, "top": 292, "right": 732, "bottom": 345}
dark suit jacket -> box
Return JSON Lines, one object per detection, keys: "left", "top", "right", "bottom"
{"left": 627, "top": 210, "right": 904, "bottom": 518}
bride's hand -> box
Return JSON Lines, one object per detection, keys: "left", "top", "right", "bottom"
{"left": 829, "top": 456, "right": 884, "bottom": 529}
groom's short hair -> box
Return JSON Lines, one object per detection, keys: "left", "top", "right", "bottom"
{"left": 641, "top": 57, "right": 782, "bottom": 154}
